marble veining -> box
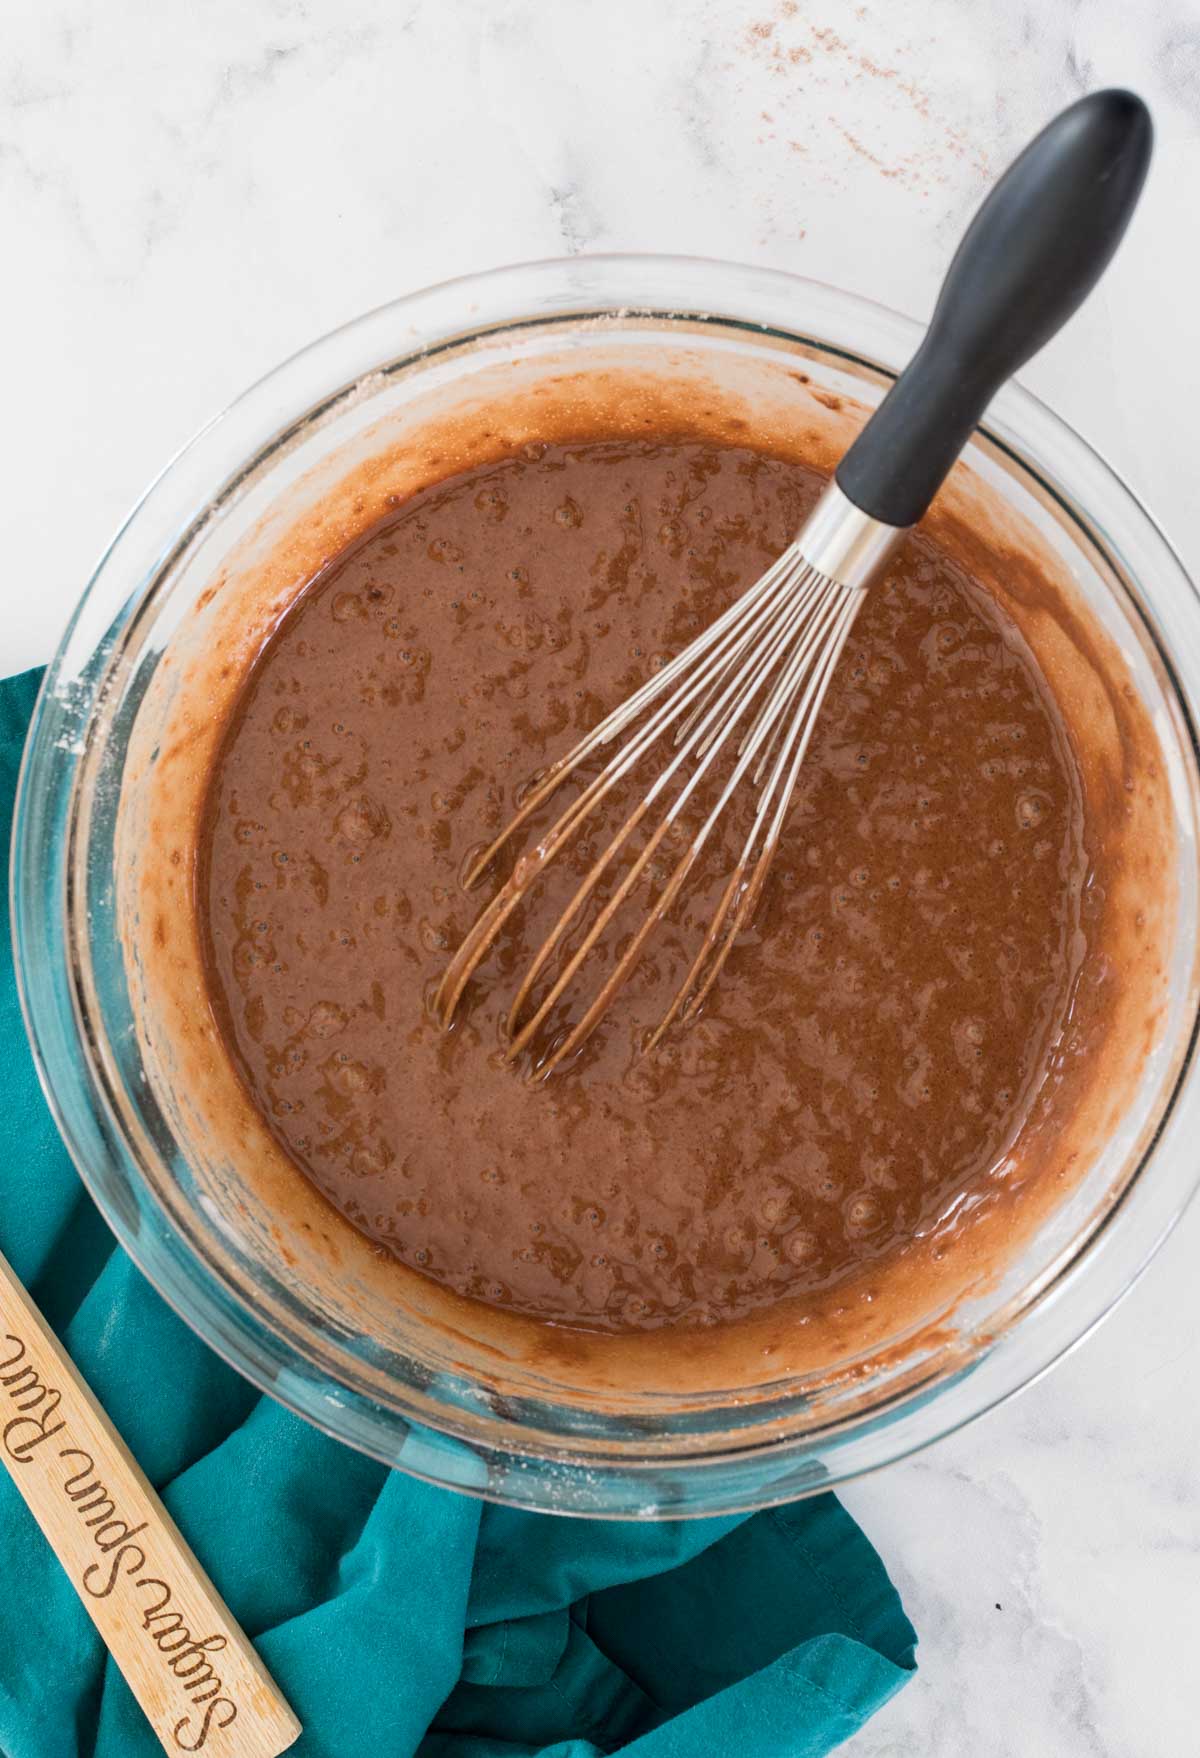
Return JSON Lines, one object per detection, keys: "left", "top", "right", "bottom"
{"left": 3, "top": 1, "right": 1198, "bottom": 1752}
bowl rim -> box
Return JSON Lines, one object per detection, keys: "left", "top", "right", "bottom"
{"left": 13, "top": 250, "right": 1200, "bottom": 1516}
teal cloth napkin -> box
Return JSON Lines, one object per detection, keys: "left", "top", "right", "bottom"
{"left": 0, "top": 665, "right": 915, "bottom": 1758}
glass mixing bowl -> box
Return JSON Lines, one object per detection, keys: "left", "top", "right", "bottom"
{"left": 13, "top": 256, "right": 1200, "bottom": 1516}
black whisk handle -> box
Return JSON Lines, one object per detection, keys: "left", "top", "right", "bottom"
{"left": 835, "top": 88, "right": 1153, "bottom": 531}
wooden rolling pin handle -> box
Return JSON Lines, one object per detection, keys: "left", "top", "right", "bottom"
{"left": 0, "top": 1248, "right": 300, "bottom": 1757}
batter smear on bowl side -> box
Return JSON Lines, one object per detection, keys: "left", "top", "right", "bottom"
{"left": 199, "top": 436, "right": 1099, "bottom": 1335}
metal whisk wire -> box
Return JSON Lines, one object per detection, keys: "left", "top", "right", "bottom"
{"left": 435, "top": 515, "right": 870, "bottom": 1077}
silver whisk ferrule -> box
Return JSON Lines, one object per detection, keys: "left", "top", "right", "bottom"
{"left": 437, "top": 483, "right": 907, "bottom": 1075}
{"left": 795, "top": 481, "right": 908, "bottom": 592}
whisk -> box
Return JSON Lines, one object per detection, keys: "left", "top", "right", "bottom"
{"left": 438, "top": 89, "right": 1151, "bottom": 1075}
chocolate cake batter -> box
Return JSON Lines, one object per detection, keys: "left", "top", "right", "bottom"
{"left": 200, "top": 439, "right": 1087, "bottom": 1334}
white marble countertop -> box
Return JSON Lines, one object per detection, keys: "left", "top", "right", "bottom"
{"left": 4, "top": 1, "right": 1198, "bottom": 1751}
